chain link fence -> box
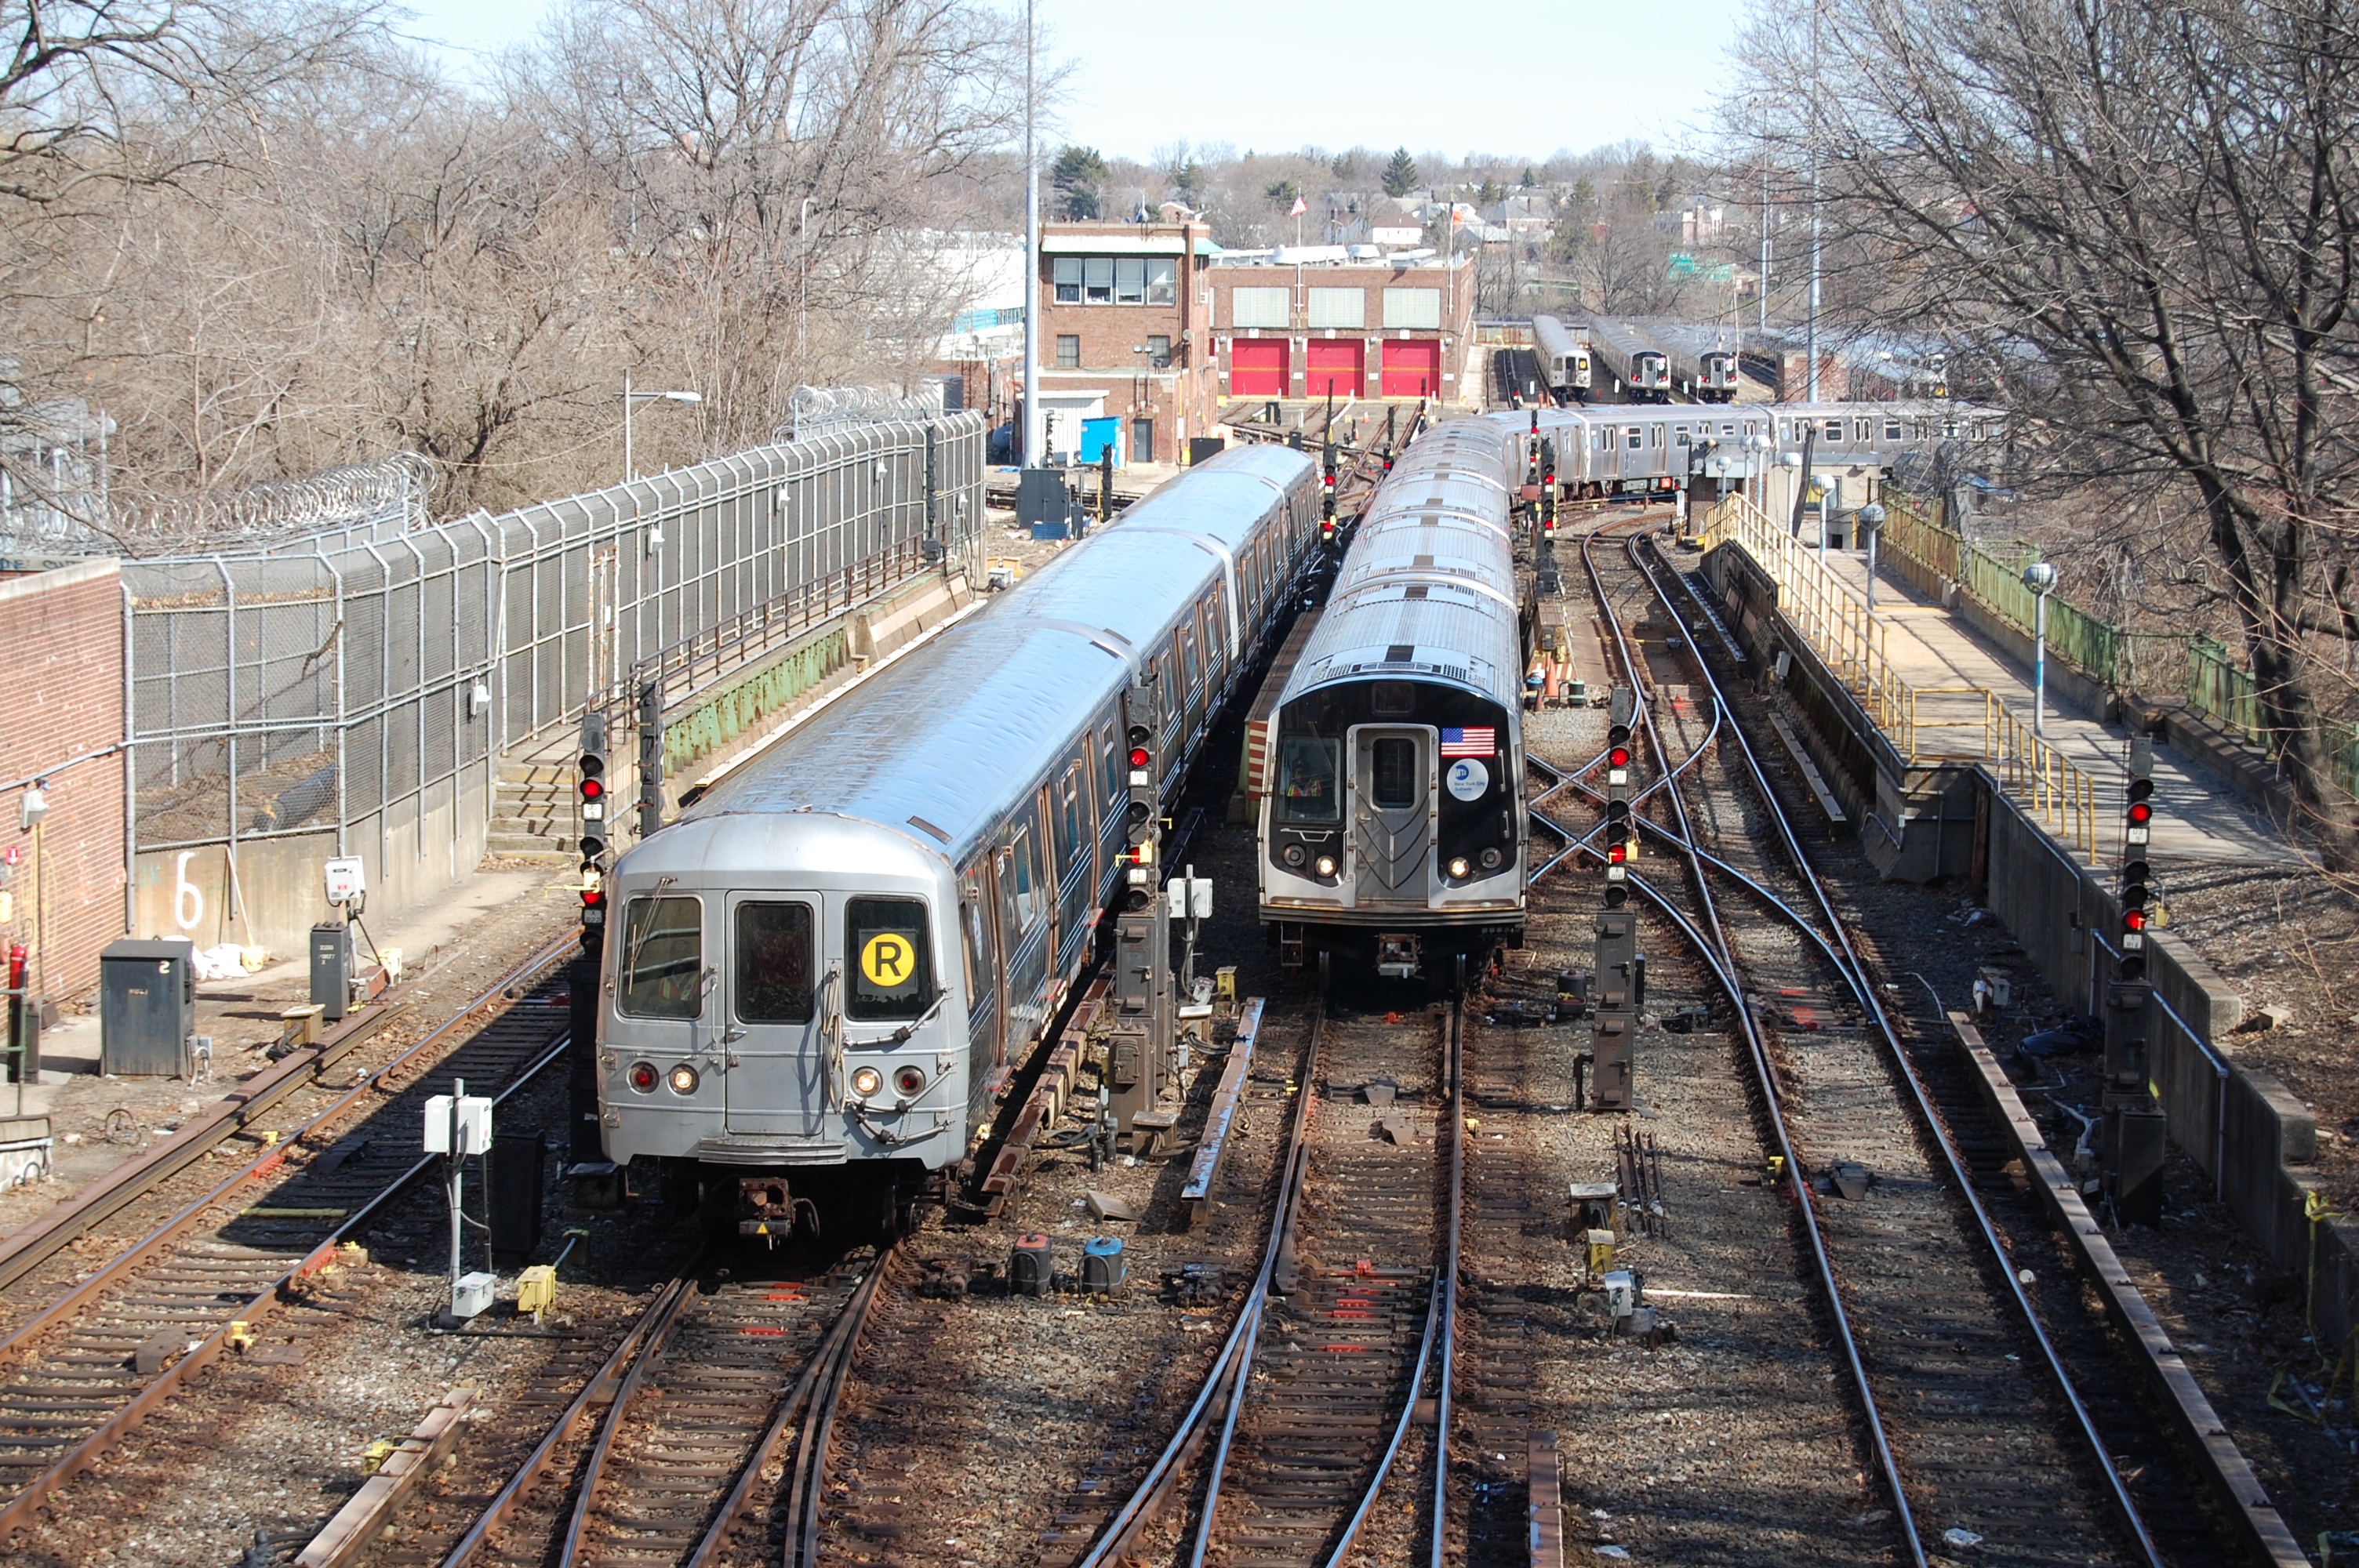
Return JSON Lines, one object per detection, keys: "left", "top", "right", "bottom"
{"left": 125, "top": 410, "right": 986, "bottom": 859}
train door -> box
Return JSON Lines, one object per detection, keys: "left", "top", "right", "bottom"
{"left": 1348, "top": 725, "right": 1435, "bottom": 908}
{"left": 722, "top": 895, "right": 824, "bottom": 1137}
{"left": 958, "top": 866, "right": 1004, "bottom": 1091}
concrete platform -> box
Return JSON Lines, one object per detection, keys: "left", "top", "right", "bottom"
{"left": 1819, "top": 549, "right": 2298, "bottom": 867}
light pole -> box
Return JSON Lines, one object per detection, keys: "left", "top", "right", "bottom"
{"left": 1020, "top": 0, "right": 1041, "bottom": 470}
{"left": 1857, "top": 502, "right": 1886, "bottom": 620}
{"left": 2023, "top": 561, "right": 2059, "bottom": 737}
{"left": 622, "top": 373, "right": 702, "bottom": 481}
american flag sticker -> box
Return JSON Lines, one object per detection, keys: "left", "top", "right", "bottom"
{"left": 1440, "top": 727, "right": 1496, "bottom": 757}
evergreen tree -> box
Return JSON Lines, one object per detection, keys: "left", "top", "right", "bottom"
{"left": 1051, "top": 146, "right": 1108, "bottom": 220}
{"left": 1381, "top": 147, "right": 1419, "bottom": 198}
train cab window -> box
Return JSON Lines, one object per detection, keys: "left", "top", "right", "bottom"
{"left": 1371, "top": 681, "right": 1415, "bottom": 718}
{"left": 1369, "top": 739, "right": 1419, "bottom": 808}
{"left": 618, "top": 896, "right": 703, "bottom": 1020}
{"left": 1004, "top": 826, "right": 1042, "bottom": 932}
{"left": 1277, "top": 736, "right": 1341, "bottom": 822}
{"left": 735, "top": 902, "right": 815, "bottom": 1023}
{"left": 845, "top": 895, "right": 932, "bottom": 1020}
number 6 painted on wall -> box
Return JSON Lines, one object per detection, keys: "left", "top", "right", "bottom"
{"left": 174, "top": 851, "right": 205, "bottom": 931}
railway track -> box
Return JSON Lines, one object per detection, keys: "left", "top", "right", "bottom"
{"left": 1548, "top": 515, "right": 2244, "bottom": 1565}
{"left": 0, "top": 934, "right": 581, "bottom": 1537}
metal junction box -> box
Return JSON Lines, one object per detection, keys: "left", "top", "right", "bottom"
{"left": 311, "top": 922, "right": 352, "bottom": 1022}
{"left": 99, "top": 938, "right": 194, "bottom": 1077}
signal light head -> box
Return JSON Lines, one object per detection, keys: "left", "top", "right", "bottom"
{"left": 1129, "top": 746, "right": 1150, "bottom": 770}
{"left": 580, "top": 833, "right": 605, "bottom": 859}
{"left": 580, "top": 777, "right": 603, "bottom": 800}
{"left": 2124, "top": 909, "right": 2146, "bottom": 931}
{"left": 2127, "top": 801, "right": 2152, "bottom": 824}
{"left": 1608, "top": 746, "right": 1630, "bottom": 769}
{"left": 2127, "top": 778, "right": 2154, "bottom": 801}
{"left": 1608, "top": 841, "right": 1627, "bottom": 864}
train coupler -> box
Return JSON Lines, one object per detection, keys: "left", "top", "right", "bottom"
{"left": 1375, "top": 933, "right": 1421, "bottom": 980}
{"left": 736, "top": 1177, "right": 816, "bottom": 1243}
{"left": 1278, "top": 924, "right": 1306, "bottom": 971}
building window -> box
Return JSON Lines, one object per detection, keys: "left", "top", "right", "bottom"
{"left": 1115, "top": 257, "right": 1147, "bottom": 303}
{"left": 1146, "top": 257, "right": 1176, "bottom": 303}
{"left": 1052, "top": 256, "right": 1081, "bottom": 303}
{"left": 1307, "top": 287, "right": 1365, "bottom": 328}
{"left": 1056, "top": 334, "right": 1080, "bottom": 368}
{"left": 1232, "top": 286, "right": 1289, "bottom": 328}
{"left": 1085, "top": 257, "right": 1114, "bottom": 303}
{"left": 1147, "top": 334, "right": 1172, "bottom": 368}
{"left": 1383, "top": 287, "right": 1441, "bottom": 328}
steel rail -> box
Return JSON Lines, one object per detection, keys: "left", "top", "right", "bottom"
{"left": 1578, "top": 518, "right": 1930, "bottom": 1567}
{"left": 0, "top": 1027, "right": 576, "bottom": 1539}
{"left": 1427, "top": 990, "right": 1464, "bottom": 1568}
{"left": 782, "top": 1247, "right": 901, "bottom": 1568}
{"left": 556, "top": 1261, "right": 711, "bottom": 1568}
{"left": 1627, "top": 532, "right": 2164, "bottom": 1567}
{"left": 1075, "top": 982, "right": 1328, "bottom": 1568}
{"left": 0, "top": 928, "right": 576, "bottom": 1301}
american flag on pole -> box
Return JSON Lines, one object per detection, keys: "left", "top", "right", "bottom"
{"left": 1289, "top": 194, "right": 1307, "bottom": 217}
{"left": 1440, "top": 727, "right": 1496, "bottom": 757}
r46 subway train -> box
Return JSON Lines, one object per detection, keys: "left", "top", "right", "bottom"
{"left": 595, "top": 445, "right": 1318, "bottom": 1233}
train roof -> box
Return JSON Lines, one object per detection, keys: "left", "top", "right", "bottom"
{"left": 1585, "top": 318, "right": 1664, "bottom": 358}
{"left": 1532, "top": 314, "right": 1584, "bottom": 358}
{"left": 668, "top": 445, "right": 1312, "bottom": 866}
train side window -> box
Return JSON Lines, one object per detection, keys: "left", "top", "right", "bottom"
{"left": 1674, "top": 426, "right": 1690, "bottom": 446}
{"left": 1625, "top": 427, "right": 1642, "bottom": 451}
{"left": 1884, "top": 418, "right": 1903, "bottom": 441}
{"left": 735, "top": 902, "right": 815, "bottom": 1023}
{"left": 1102, "top": 726, "right": 1121, "bottom": 804}
{"left": 960, "top": 876, "right": 987, "bottom": 1000}
{"left": 1277, "top": 736, "right": 1341, "bottom": 822}
{"left": 618, "top": 896, "right": 703, "bottom": 1020}
{"left": 1369, "top": 738, "right": 1418, "bottom": 808}
{"left": 845, "top": 895, "right": 932, "bottom": 1020}
{"left": 1059, "top": 764, "right": 1087, "bottom": 867}
{"left": 1178, "top": 628, "right": 1200, "bottom": 691}
{"left": 1004, "top": 826, "right": 1041, "bottom": 932}
{"left": 1823, "top": 419, "right": 1846, "bottom": 445}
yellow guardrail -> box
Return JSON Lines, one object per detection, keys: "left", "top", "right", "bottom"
{"left": 1699, "top": 492, "right": 2099, "bottom": 855}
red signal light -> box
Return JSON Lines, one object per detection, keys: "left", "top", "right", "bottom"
{"left": 581, "top": 778, "right": 603, "bottom": 800}
{"left": 1609, "top": 746, "right": 1630, "bottom": 768}
{"left": 2124, "top": 909, "right": 2146, "bottom": 931}
{"left": 1129, "top": 747, "right": 1150, "bottom": 769}
{"left": 2127, "top": 801, "right": 2151, "bottom": 823}
{"left": 1608, "top": 842, "right": 1627, "bottom": 863}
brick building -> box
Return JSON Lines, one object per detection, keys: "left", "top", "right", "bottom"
{"left": 0, "top": 559, "right": 126, "bottom": 999}
{"left": 1206, "top": 249, "right": 1476, "bottom": 407}
{"left": 1033, "top": 217, "right": 1220, "bottom": 464}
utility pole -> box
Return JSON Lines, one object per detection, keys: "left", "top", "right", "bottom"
{"left": 1020, "top": 0, "right": 1041, "bottom": 470}
{"left": 1805, "top": 5, "right": 1823, "bottom": 403}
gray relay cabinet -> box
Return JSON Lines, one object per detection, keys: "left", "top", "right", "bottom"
{"left": 99, "top": 938, "right": 195, "bottom": 1077}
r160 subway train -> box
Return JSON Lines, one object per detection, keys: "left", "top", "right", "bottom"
{"left": 1256, "top": 419, "right": 1525, "bottom": 981}
{"left": 595, "top": 445, "right": 1319, "bottom": 1231}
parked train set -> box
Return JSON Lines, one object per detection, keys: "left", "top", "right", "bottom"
{"left": 585, "top": 400, "right": 1996, "bottom": 1227}
{"left": 1534, "top": 314, "right": 1741, "bottom": 405}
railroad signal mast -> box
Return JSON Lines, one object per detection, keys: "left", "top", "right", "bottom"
{"left": 1536, "top": 434, "right": 1563, "bottom": 597}
{"left": 1321, "top": 441, "right": 1338, "bottom": 539}
{"left": 1109, "top": 695, "right": 1175, "bottom": 1137}
{"left": 1593, "top": 688, "right": 1639, "bottom": 1110}
{"left": 2103, "top": 736, "right": 2165, "bottom": 1224}
{"left": 578, "top": 712, "right": 610, "bottom": 954}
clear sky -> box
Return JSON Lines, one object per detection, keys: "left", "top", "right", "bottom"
{"left": 392, "top": 0, "right": 1756, "bottom": 162}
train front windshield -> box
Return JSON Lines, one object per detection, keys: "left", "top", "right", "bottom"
{"left": 1278, "top": 735, "right": 1342, "bottom": 822}
{"left": 847, "top": 896, "right": 932, "bottom": 1020}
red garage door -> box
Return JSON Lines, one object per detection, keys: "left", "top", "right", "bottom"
{"left": 1380, "top": 339, "right": 1443, "bottom": 398}
{"left": 1230, "top": 339, "right": 1291, "bottom": 397}
{"left": 1304, "top": 339, "right": 1365, "bottom": 399}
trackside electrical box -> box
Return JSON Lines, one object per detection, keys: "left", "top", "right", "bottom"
{"left": 423, "top": 1093, "right": 493, "bottom": 1156}
{"left": 99, "top": 938, "right": 194, "bottom": 1078}
{"left": 311, "top": 923, "right": 352, "bottom": 1023}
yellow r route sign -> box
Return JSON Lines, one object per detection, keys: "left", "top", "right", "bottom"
{"left": 860, "top": 931, "right": 914, "bottom": 989}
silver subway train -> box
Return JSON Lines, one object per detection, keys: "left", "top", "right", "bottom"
{"left": 1256, "top": 419, "right": 1526, "bottom": 980}
{"left": 1532, "top": 314, "right": 1593, "bottom": 404}
{"left": 1532, "top": 399, "right": 2001, "bottom": 499}
{"left": 1638, "top": 321, "right": 1743, "bottom": 403}
{"left": 1587, "top": 319, "right": 1674, "bottom": 403}
{"left": 596, "top": 445, "right": 1320, "bottom": 1230}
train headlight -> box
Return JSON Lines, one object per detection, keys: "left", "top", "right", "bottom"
{"left": 627, "top": 1062, "right": 658, "bottom": 1093}
{"left": 667, "top": 1064, "right": 700, "bottom": 1095}
{"left": 850, "top": 1065, "right": 884, "bottom": 1100}
{"left": 1314, "top": 855, "right": 1337, "bottom": 877}
{"left": 1448, "top": 857, "right": 1470, "bottom": 879}
{"left": 1283, "top": 844, "right": 1306, "bottom": 868}
{"left": 894, "top": 1065, "right": 927, "bottom": 1097}
{"left": 1480, "top": 847, "right": 1503, "bottom": 870}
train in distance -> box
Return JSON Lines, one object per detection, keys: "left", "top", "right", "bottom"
{"left": 591, "top": 445, "right": 1321, "bottom": 1234}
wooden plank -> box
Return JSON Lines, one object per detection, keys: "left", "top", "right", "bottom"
{"left": 1765, "top": 710, "right": 1848, "bottom": 823}
{"left": 1179, "top": 999, "right": 1265, "bottom": 1229}
{"left": 1945, "top": 1013, "right": 2307, "bottom": 1567}
{"left": 1527, "top": 1429, "right": 1563, "bottom": 1568}
{"left": 296, "top": 1388, "right": 475, "bottom": 1568}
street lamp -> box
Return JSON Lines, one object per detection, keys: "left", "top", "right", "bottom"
{"left": 622, "top": 372, "right": 701, "bottom": 481}
{"left": 1856, "top": 502, "right": 1886, "bottom": 619}
{"left": 2023, "top": 560, "right": 2059, "bottom": 736}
